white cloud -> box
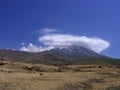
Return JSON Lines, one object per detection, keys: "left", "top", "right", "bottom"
{"left": 39, "top": 28, "right": 57, "bottom": 34}
{"left": 20, "top": 28, "right": 110, "bottom": 53}
{"left": 20, "top": 43, "right": 54, "bottom": 52}
{"left": 20, "top": 33, "right": 110, "bottom": 53}
{"left": 39, "top": 34, "right": 110, "bottom": 53}
{"left": 21, "top": 42, "right": 25, "bottom": 46}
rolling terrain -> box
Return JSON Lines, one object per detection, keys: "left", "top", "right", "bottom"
{"left": 0, "top": 60, "right": 120, "bottom": 90}
{"left": 0, "top": 46, "right": 120, "bottom": 90}
{"left": 0, "top": 46, "right": 120, "bottom": 65}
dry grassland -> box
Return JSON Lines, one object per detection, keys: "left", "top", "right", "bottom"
{"left": 0, "top": 61, "right": 120, "bottom": 90}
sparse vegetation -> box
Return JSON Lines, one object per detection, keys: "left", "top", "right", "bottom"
{"left": 0, "top": 61, "right": 120, "bottom": 90}
{"left": 105, "top": 86, "right": 120, "bottom": 90}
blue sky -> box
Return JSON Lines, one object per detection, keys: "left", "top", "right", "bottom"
{"left": 0, "top": 0, "right": 120, "bottom": 58}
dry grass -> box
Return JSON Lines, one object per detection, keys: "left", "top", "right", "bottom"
{"left": 0, "top": 61, "right": 120, "bottom": 90}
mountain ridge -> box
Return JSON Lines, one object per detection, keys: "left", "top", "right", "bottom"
{"left": 0, "top": 46, "right": 119, "bottom": 65}
{"left": 49, "top": 46, "right": 105, "bottom": 60}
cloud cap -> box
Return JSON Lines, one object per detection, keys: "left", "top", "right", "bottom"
{"left": 39, "top": 34, "right": 110, "bottom": 53}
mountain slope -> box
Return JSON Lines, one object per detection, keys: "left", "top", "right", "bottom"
{"left": 50, "top": 46, "right": 104, "bottom": 61}
{"left": 0, "top": 49, "right": 66, "bottom": 65}
{"left": 0, "top": 47, "right": 119, "bottom": 65}
{"left": 0, "top": 49, "right": 32, "bottom": 62}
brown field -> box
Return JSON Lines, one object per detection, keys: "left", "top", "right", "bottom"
{"left": 0, "top": 61, "right": 120, "bottom": 90}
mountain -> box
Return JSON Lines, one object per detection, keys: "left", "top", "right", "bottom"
{"left": 0, "top": 49, "right": 66, "bottom": 65}
{"left": 50, "top": 46, "right": 104, "bottom": 61}
{"left": 0, "top": 49, "right": 31, "bottom": 62}
{"left": 0, "top": 46, "right": 119, "bottom": 65}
